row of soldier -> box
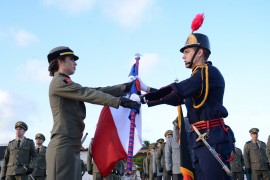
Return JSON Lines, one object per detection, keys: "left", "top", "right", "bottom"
{"left": 142, "top": 120, "right": 270, "bottom": 180}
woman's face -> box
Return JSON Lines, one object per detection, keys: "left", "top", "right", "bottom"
{"left": 59, "top": 56, "right": 77, "bottom": 75}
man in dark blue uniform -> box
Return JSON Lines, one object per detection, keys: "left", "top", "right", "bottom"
{"left": 140, "top": 32, "right": 235, "bottom": 180}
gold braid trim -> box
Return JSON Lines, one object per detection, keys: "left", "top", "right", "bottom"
{"left": 192, "top": 65, "right": 209, "bottom": 109}
{"left": 177, "top": 106, "right": 181, "bottom": 144}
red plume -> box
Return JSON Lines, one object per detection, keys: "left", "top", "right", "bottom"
{"left": 191, "top": 13, "right": 205, "bottom": 33}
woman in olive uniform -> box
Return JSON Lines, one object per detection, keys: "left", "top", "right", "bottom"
{"left": 46, "top": 46, "right": 140, "bottom": 180}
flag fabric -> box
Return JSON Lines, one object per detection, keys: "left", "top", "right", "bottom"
{"left": 177, "top": 106, "right": 195, "bottom": 180}
{"left": 92, "top": 61, "right": 142, "bottom": 177}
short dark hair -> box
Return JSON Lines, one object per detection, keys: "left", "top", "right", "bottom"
{"left": 202, "top": 48, "right": 210, "bottom": 60}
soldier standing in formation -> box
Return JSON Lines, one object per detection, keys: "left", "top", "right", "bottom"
{"left": 154, "top": 139, "right": 164, "bottom": 180}
{"left": 230, "top": 145, "right": 244, "bottom": 180}
{"left": 30, "top": 133, "right": 47, "bottom": 180}
{"left": 148, "top": 144, "right": 155, "bottom": 180}
{"left": 157, "top": 130, "right": 172, "bottom": 180}
{"left": 143, "top": 151, "right": 150, "bottom": 180}
{"left": 267, "top": 135, "right": 270, "bottom": 165}
{"left": 165, "top": 120, "right": 182, "bottom": 180}
{"left": 46, "top": 46, "right": 140, "bottom": 180}
{"left": 0, "top": 121, "right": 37, "bottom": 180}
{"left": 243, "top": 128, "right": 270, "bottom": 180}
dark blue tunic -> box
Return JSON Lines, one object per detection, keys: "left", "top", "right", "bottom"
{"left": 144, "top": 62, "right": 235, "bottom": 180}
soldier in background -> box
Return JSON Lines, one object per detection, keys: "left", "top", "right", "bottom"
{"left": 87, "top": 138, "right": 106, "bottom": 180}
{"left": 109, "top": 160, "right": 125, "bottom": 180}
{"left": 244, "top": 128, "right": 270, "bottom": 180}
{"left": 148, "top": 144, "right": 155, "bottom": 180}
{"left": 154, "top": 138, "right": 164, "bottom": 180}
{"left": 165, "top": 119, "right": 183, "bottom": 180}
{"left": 143, "top": 151, "right": 150, "bottom": 180}
{"left": 30, "top": 133, "right": 47, "bottom": 180}
{"left": 157, "top": 131, "right": 172, "bottom": 180}
{"left": 266, "top": 135, "right": 270, "bottom": 166}
{"left": 0, "top": 121, "right": 37, "bottom": 180}
{"left": 230, "top": 145, "right": 244, "bottom": 180}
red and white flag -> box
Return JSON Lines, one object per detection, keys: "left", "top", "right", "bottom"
{"left": 92, "top": 105, "right": 142, "bottom": 177}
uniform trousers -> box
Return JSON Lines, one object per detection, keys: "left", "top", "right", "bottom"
{"left": 193, "top": 142, "right": 232, "bottom": 180}
{"left": 6, "top": 175, "right": 28, "bottom": 180}
{"left": 231, "top": 171, "right": 244, "bottom": 180}
{"left": 251, "top": 170, "right": 270, "bottom": 180}
{"left": 46, "top": 134, "right": 81, "bottom": 180}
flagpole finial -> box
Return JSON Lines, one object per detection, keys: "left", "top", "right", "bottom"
{"left": 135, "top": 53, "right": 141, "bottom": 61}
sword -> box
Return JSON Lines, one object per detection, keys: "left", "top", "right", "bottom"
{"left": 23, "top": 165, "right": 35, "bottom": 180}
{"left": 192, "top": 125, "right": 232, "bottom": 176}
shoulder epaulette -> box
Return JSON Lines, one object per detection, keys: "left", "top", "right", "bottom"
{"left": 9, "top": 139, "right": 16, "bottom": 143}
{"left": 26, "top": 138, "right": 33, "bottom": 141}
{"left": 246, "top": 140, "right": 251, "bottom": 144}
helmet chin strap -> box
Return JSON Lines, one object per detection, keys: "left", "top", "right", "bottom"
{"left": 186, "top": 47, "right": 199, "bottom": 68}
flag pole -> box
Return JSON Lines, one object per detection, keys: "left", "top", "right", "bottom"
{"left": 125, "top": 53, "right": 141, "bottom": 174}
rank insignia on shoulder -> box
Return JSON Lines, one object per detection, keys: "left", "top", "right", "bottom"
{"left": 63, "top": 78, "right": 72, "bottom": 84}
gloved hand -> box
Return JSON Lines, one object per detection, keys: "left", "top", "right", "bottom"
{"left": 88, "top": 169, "right": 93, "bottom": 175}
{"left": 159, "top": 167, "right": 163, "bottom": 173}
{"left": 145, "top": 173, "right": 149, "bottom": 178}
{"left": 140, "top": 95, "right": 146, "bottom": 104}
{"left": 120, "top": 97, "right": 140, "bottom": 113}
{"left": 25, "top": 167, "right": 33, "bottom": 175}
{"left": 123, "top": 81, "right": 134, "bottom": 93}
{"left": 153, "top": 173, "right": 157, "bottom": 177}
{"left": 167, "top": 170, "right": 172, "bottom": 176}
{"left": 130, "top": 94, "right": 141, "bottom": 103}
{"left": 137, "top": 77, "right": 149, "bottom": 92}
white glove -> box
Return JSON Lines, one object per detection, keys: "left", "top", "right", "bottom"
{"left": 137, "top": 77, "right": 149, "bottom": 92}
{"left": 129, "top": 93, "right": 141, "bottom": 103}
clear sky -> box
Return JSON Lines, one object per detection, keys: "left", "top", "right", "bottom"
{"left": 0, "top": 0, "right": 269, "bottom": 151}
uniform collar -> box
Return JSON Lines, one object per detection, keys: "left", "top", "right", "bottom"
{"left": 54, "top": 71, "right": 70, "bottom": 78}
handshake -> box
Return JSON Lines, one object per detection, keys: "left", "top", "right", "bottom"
{"left": 120, "top": 77, "right": 149, "bottom": 113}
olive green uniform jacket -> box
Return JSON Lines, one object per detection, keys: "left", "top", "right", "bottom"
{"left": 47, "top": 72, "right": 126, "bottom": 180}
{"left": 31, "top": 146, "right": 47, "bottom": 177}
{"left": 230, "top": 147, "right": 244, "bottom": 172}
{"left": 244, "top": 140, "right": 269, "bottom": 170}
{"left": 266, "top": 135, "right": 270, "bottom": 163}
{"left": 0, "top": 138, "right": 37, "bottom": 177}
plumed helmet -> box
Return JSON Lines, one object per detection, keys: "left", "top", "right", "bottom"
{"left": 15, "top": 121, "right": 28, "bottom": 131}
{"left": 164, "top": 130, "right": 173, "bottom": 137}
{"left": 47, "top": 46, "right": 79, "bottom": 63}
{"left": 35, "top": 133, "right": 46, "bottom": 141}
{"left": 180, "top": 33, "right": 211, "bottom": 54}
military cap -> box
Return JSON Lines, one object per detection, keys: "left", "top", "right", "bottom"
{"left": 47, "top": 46, "right": 79, "bottom": 63}
{"left": 249, "top": 128, "right": 259, "bottom": 134}
{"left": 164, "top": 130, "right": 173, "bottom": 137}
{"left": 15, "top": 121, "right": 28, "bottom": 131}
{"left": 156, "top": 138, "right": 164, "bottom": 144}
{"left": 35, "top": 133, "right": 46, "bottom": 141}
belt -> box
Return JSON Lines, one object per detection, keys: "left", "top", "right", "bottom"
{"left": 191, "top": 118, "right": 228, "bottom": 132}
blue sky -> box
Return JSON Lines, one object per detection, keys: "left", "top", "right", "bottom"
{"left": 1, "top": 0, "right": 269, "bottom": 151}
